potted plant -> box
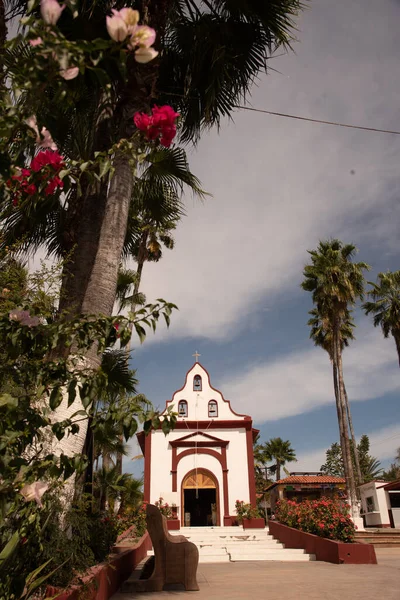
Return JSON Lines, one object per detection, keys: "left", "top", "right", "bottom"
{"left": 235, "top": 500, "right": 265, "bottom": 529}
{"left": 155, "top": 497, "right": 180, "bottom": 530}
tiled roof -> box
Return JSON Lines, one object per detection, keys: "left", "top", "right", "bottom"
{"left": 264, "top": 475, "right": 345, "bottom": 492}
{"left": 275, "top": 476, "right": 345, "bottom": 485}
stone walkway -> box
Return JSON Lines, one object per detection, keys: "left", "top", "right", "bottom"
{"left": 111, "top": 549, "right": 400, "bottom": 600}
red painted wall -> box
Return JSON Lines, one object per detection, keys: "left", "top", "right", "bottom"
{"left": 46, "top": 532, "right": 152, "bottom": 600}
{"left": 268, "top": 521, "right": 377, "bottom": 564}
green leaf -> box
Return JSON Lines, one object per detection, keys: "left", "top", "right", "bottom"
{"left": 0, "top": 393, "right": 18, "bottom": 409}
{"left": 0, "top": 530, "right": 20, "bottom": 569}
{"left": 49, "top": 386, "right": 63, "bottom": 410}
{"left": 67, "top": 379, "right": 77, "bottom": 407}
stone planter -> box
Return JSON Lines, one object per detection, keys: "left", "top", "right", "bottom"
{"left": 45, "top": 531, "right": 152, "bottom": 600}
{"left": 269, "top": 521, "right": 377, "bottom": 564}
{"left": 167, "top": 519, "right": 180, "bottom": 530}
{"left": 242, "top": 517, "right": 265, "bottom": 529}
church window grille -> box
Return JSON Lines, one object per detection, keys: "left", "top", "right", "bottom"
{"left": 178, "top": 400, "right": 188, "bottom": 417}
{"left": 193, "top": 375, "right": 202, "bottom": 391}
{"left": 208, "top": 400, "right": 218, "bottom": 417}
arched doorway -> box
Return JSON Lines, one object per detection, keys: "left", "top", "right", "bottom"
{"left": 181, "top": 468, "right": 220, "bottom": 527}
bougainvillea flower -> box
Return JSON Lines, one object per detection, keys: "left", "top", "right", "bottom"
{"left": 133, "top": 105, "right": 179, "bottom": 147}
{"left": 29, "top": 37, "right": 43, "bottom": 46}
{"left": 134, "top": 46, "right": 158, "bottom": 64}
{"left": 40, "top": 0, "right": 64, "bottom": 25}
{"left": 118, "top": 7, "right": 139, "bottom": 30}
{"left": 20, "top": 481, "right": 49, "bottom": 507}
{"left": 31, "top": 150, "right": 65, "bottom": 172}
{"left": 106, "top": 13, "right": 128, "bottom": 42}
{"left": 130, "top": 25, "right": 156, "bottom": 49}
{"left": 9, "top": 310, "right": 41, "bottom": 327}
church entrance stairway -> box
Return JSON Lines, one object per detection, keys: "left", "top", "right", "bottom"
{"left": 147, "top": 527, "right": 316, "bottom": 563}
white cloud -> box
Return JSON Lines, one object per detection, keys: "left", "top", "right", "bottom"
{"left": 219, "top": 326, "right": 399, "bottom": 423}
{"left": 138, "top": 0, "right": 400, "bottom": 344}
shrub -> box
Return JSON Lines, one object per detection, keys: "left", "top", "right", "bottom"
{"left": 155, "top": 497, "right": 173, "bottom": 519}
{"left": 275, "top": 496, "right": 355, "bottom": 543}
{"left": 235, "top": 500, "right": 261, "bottom": 522}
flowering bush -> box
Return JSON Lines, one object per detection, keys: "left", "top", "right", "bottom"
{"left": 116, "top": 504, "right": 147, "bottom": 539}
{"left": 235, "top": 500, "right": 261, "bottom": 522}
{"left": 155, "top": 497, "right": 173, "bottom": 519}
{"left": 275, "top": 497, "right": 356, "bottom": 543}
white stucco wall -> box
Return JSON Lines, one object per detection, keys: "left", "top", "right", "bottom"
{"left": 163, "top": 363, "right": 248, "bottom": 422}
{"left": 359, "top": 481, "right": 390, "bottom": 527}
{"left": 148, "top": 425, "right": 250, "bottom": 519}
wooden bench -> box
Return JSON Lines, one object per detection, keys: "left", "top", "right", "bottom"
{"left": 121, "top": 503, "right": 199, "bottom": 592}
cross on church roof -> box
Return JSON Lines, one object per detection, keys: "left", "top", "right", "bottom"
{"left": 192, "top": 350, "right": 201, "bottom": 362}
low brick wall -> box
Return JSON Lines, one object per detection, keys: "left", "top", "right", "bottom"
{"left": 46, "top": 531, "right": 152, "bottom": 600}
{"left": 269, "top": 521, "right": 377, "bottom": 564}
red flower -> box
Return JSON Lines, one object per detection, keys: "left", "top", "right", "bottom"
{"left": 318, "top": 522, "right": 324, "bottom": 528}
{"left": 45, "top": 176, "right": 63, "bottom": 196}
{"left": 133, "top": 105, "right": 179, "bottom": 147}
{"left": 31, "top": 150, "right": 65, "bottom": 173}
{"left": 25, "top": 184, "right": 37, "bottom": 196}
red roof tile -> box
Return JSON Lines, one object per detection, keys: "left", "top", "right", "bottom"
{"left": 264, "top": 475, "right": 345, "bottom": 492}
{"left": 275, "top": 476, "right": 345, "bottom": 485}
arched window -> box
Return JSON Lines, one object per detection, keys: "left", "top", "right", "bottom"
{"left": 193, "top": 375, "right": 202, "bottom": 391}
{"left": 208, "top": 400, "right": 218, "bottom": 418}
{"left": 178, "top": 400, "right": 188, "bottom": 417}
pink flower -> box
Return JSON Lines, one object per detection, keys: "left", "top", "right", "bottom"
{"left": 106, "top": 14, "right": 128, "bottom": 42}
{"left": 130, "top": 25, "right": 156, "bottom": 49}
{"left": 117, "top": 7, "right": 139, "bottom": 30}
{"left": 40, "top": 0, "right": 64, "bottom": 25}
{"left": 29, "top": 37, "right": 43, "bottom": 46}
{"left": 60, "top": 66, "right": 79, "bottom": 80}
{"left": 134, "top": 46, "right": 158, "bottom": 64}
{"left": 318, "top": 522, "right": 325, "bottom": 529}
{"left": 20, "top": 481, "right": 49, "bottom": 507}
{"left": 27, "top": 116, "right": 57, "bottom": 150}
{"left": 9, "top": 310, "right": 40, "bottom": 327}
{"left": 134, "top": 112, "right": 152, "bottom": 131}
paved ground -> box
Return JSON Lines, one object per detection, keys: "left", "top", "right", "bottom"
{"left": 111, "top": 549, "right": 400, "bottom": 600}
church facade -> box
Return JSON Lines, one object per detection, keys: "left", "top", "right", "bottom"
{"left": 137, "top": 362, "right": 258, "bottom": 527}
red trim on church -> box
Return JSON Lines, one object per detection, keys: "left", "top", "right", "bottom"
{"left": 246, "top": 426, "right": 257, "bottom": 506}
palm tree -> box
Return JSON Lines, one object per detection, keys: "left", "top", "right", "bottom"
{"left": 307, "top": 308, "right": 362, "bottom": 485}
{"left": 302, "top": 239, "right": 370, "bottom": 520}
{"left": 363, "top": 270, "right": 400, "bottom": 366}
{"left": 2, "top": 0, "right": 303, "bottom": 349}
{"left": 262, "top": 437, "right": 296, "bottom": 481}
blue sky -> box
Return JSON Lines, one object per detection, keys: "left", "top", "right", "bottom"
{"left": 123, "top": 0, "right": 400, "bottom": 478}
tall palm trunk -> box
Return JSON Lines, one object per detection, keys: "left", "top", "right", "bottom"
{"left": 344, "top": 384, "right": 362, "bottom": 485}
{"left": 276, "top": 460, "right": 281, "bottom": 482}
{"left": 333, "top": 323, "right": 359, "bottom": 520}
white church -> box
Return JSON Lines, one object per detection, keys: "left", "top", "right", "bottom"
{"left": 137, "top": 360, "right": 258, "bottom": 527}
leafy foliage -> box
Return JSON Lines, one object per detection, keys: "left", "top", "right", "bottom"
{"left": 275, "top": 496, "right": 355, "bottom": 543}
{"left": 320, "top": 436, "right": 382, "bottom": 483}
{"left": 363, "top": 270, "right": 400, "bottom": 365}
{"left": 235, "top": 500, "right": 261, "bottom": 522}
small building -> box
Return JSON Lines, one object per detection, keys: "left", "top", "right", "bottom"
{"left": 378, "top": 480, "right": 400, "bottom": 528}
{"left": 360, "top": 479, "right": 400, "bottom": 528}
{"left": 137, "top": 361, "right": 258, "bottom": 527}
{"left": 359, "top": 480, "right": 391, "bottom": 528}
{"left": 265, "top": 474, "right": 346, "bottom": 512}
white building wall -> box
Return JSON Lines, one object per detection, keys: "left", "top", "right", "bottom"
{"left": 225, "top": 429, "right": 250, "bottom": 513}
{"left": 148, "top": 426, "right": 250, "bottom": 518}
{"left": 164, "top": 363, "right": 246, "bottom": 421}
{"left": 359, "top": 481, "right": 391, "bottom": 527}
